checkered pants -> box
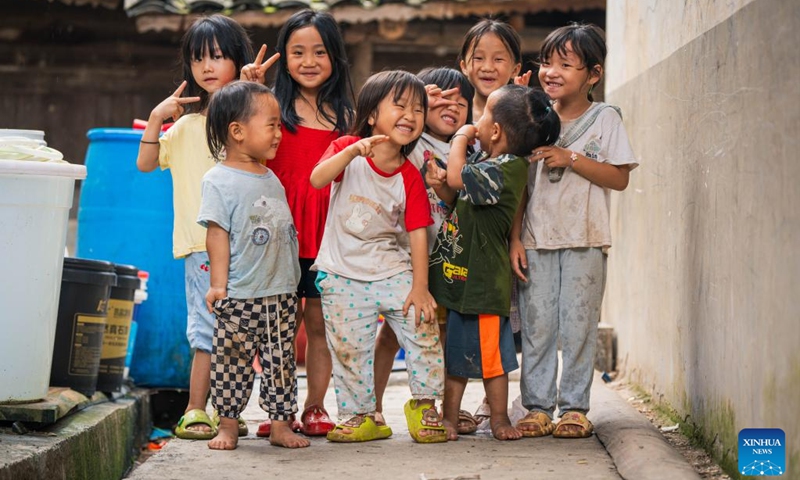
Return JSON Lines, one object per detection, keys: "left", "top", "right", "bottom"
{"left": 210, "top": 294, "right": 298, "bottom": 420}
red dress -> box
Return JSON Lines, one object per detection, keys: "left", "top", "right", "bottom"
{"left": 269, "top": 124, "right": 338, "bottom": 259}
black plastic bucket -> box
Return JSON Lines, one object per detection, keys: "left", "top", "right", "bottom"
{"left": 96, "top": 264, "right": 139, "bottom": 393}
{"left": 50, "top": 258, "right": 117, "bottom": 396}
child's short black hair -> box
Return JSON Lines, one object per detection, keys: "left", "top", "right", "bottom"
{"left": 206, "top": 80, "right": 277, "bottom": 161}
{"left": 352, "top": 70, "right": 428, "bottom": 157}
{"left": 417, "top": 67, "right": 474, "bottom": 125}
{"left": 180, "top": 15, "right": 254, "bottom": 111}
{"left": 538, "top": 23, "right": 606, "bottom": 101}
{"left": 492, "top": 85, "right": 560, "bottom": 157}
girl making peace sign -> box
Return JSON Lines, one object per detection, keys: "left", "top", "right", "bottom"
{"left": 136, "top": 14, "right": 277, "bottom": 442}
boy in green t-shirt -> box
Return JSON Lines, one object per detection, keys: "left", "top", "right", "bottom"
{"left": 428, "top": 85, "right": 560, "bottom": 441}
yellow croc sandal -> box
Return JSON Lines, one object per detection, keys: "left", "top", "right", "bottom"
{"left": 326, "top": 414, "right": 393, "bottom": 443}
{"left": 404, "top": 399, "right": 448, "bottom": 444}
{"left": 175, "top": 409, "right": 217, "bottom": 440}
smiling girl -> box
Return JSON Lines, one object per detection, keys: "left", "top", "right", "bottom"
{"left": 310, "top": 70, "right": 447, "bottom": 444}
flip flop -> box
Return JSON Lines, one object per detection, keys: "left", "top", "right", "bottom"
{"left": 175, "top": 409, "right": 217, "bottom": 440}
{"left": 553, "top": 411, "right": 594, "bottom": 438}
{"left": 404, "top": 399, "right": 448, "bottom": 443}
{"left": 326, "top": 414, "right": 393, "bottom": 443}
{"left": 211, "top": 411, "right": 249, "bottom": 437}
{"left": 516, "top": 411, "right": 555, "bottom": 437}
{"left": 457, "top": 409, "right": 478, "bottom": 435}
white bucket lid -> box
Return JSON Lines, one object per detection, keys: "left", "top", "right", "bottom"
{"left": 0, "top": 129, "right": 45, "bottom": 142}
{"left": 0, "top": 159, "right": 86, "bottom": 179}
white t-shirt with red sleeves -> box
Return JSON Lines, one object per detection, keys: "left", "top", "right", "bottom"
{"left": 313, "top": 136, "right": 433, "bottom": 282}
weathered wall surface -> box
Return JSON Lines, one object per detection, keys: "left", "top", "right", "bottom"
{"left": 604, "top": 0, "right": 799, "bottom": 475}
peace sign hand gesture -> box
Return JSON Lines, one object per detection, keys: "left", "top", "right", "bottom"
{"left": 152, "top": 81, "right": 201, "bottom": 122}
{"left": 240, "top": 44, "right": 281, "bottom": 84}
{"left": 425, "top": 84, "right": 460, "bottom": 110}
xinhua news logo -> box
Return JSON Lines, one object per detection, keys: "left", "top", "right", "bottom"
{"left": 738, "top": 428, "right": 785, "bottom": 476}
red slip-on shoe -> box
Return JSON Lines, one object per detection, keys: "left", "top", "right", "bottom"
{"left": 255, "top": 416, "right": 302, "bottom": 437}
{"left": 301, "top": 405, "right": 336, "bottom": 436}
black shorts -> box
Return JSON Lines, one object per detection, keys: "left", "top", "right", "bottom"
{"left": 297, "top": 258, "right": 321, "bottom": 299}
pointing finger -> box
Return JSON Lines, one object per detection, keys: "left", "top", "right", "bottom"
{"left": 177, "top": 96, "right": 201, "bottom": 105}
{"left": 369, "top": 134, "right": 390, "bottom": 144}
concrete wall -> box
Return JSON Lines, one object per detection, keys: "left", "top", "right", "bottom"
{"left": 603, "top": 0, "right": 799, "bottom": 476}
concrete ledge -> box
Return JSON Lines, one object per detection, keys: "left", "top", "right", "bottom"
{"left": 0, "top": 390, "right": 150, "bottom": 480}
{"left": 590, "top": 378, "right": 700, "bottom": 480}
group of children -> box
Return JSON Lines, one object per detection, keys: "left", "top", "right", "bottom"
{"left": 135, "top": 9, "right": 637, "bottom": 451}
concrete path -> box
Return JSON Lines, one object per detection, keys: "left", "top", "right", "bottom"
{"left": 128, "top": 361, "right": 697, "bottom": 480}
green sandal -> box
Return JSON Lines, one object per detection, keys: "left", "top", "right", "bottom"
{"left": 175, "top": 409, "right": 217, "bottom": 440}
{"left": 404, "top": 399, "right": 448, "bottom": 443}
{"left": 326, "top": 414, "right": 393, "bottom": 443}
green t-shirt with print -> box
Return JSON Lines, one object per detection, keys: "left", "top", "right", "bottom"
{"left": 429, "top": 151, "right": 529, "bottom": 316}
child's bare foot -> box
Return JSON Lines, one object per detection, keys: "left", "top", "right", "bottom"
{"left": 491, "top": 416, "right": 522, "bottom": 441}
{"left": 208, "top": 418, "right": 238, "bottom": 450}
{"left": 270, "top": 420, "right": 310, "bottom": 448}
{"left": 442, "top": 418, "right": 459, "bottom": 441}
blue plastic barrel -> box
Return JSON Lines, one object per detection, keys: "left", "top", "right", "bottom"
{"left": 76, "top": 128, "right": 190, "bottom": 388}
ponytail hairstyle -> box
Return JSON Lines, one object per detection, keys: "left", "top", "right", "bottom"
{"left": 492, "top": 85, "right": 560, "bottom": 157}
{"left": 538, "top": 23, "right": 606, "bottom": 102}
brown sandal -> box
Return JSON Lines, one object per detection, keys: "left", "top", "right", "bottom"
{"left": 457, "top": 409, "right": 478, "bottom": 435}
{"left": 516, "top": 411, "right": 555, "bottom": 437}
{"left": 553, "top": 411, "right": 593, "bottom": 438}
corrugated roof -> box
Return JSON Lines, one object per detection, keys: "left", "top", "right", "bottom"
{"left": 124, "top": 0, "right": 604, "bottom": 30}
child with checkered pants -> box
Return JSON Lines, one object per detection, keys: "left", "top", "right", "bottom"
{"left": 197, "top": 81, "right": 307, "bottom": 450}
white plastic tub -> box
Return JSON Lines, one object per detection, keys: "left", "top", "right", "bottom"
{"left": 0, "top": 158, "right": 86, "bottom": 403}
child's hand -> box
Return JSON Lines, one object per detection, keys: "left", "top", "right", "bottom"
{"left": 509, "top": 238, "right": 528, "bottom": 282}
{"left": 348, "top": 135, "right": 390, "bottom": 158}
{"left": 205, "top": 286, "right": 227, "bottom": 313}
{"left": 454, "top": 124, "right": 477, "bottom": 143}
{"left": 240, "top": 44, "right": 280, "bottom": 84}
{"left": 425, "top": 158, "right": 447, "bottom": 188}
{"left": 403, "top": 287, "right": 437, "bottom": 327}
{"left": 425, "top": 84, "right": 459, "bottom": 110}
{"left": 530, "top": 145, "right": 572, "bottom": 169}
{"left": 152, "top": 81, "right": 201, "bottom": 122}
{"left": 514, "top": 70, "right": 533, "bottom": 86}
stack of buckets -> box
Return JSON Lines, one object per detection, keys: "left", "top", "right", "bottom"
{"left": 0, "top": 130, "right": 86, "bottom": 403}
{"left": 48, "top": 260, "right": 142, "bottom": 396}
